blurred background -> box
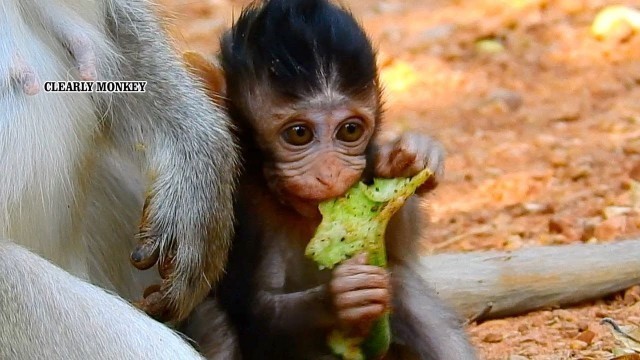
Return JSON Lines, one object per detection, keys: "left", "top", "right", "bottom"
{"left": 158, "top": 0, "right": 640, "bottom": 358}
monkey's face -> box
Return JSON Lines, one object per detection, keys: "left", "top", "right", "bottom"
{"left": 254, "top": 95, "right": 377, "bottom": 218}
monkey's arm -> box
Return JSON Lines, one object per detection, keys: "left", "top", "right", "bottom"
{"left": 385, "top": 197, "right": 479, "bottom": 359}
{"left": 255, "top": 286, "right": 334, "bottom": 332}
{"left": 422, "top": 238, "right": 640, "bottom": 320}
{"left": 390, "top": 264, "right": 478, "bottom": 359}
{"left": 0, "top": 239, "right": 204, "bottom": 360}
{"left": 102, "top": 0, "right": 239, "bottom": 322}
{"left": 252, "top": 241, "right": 336, "bottom": 333}
{"left": 180, "top": 298, "right": 241, "bottom": 360}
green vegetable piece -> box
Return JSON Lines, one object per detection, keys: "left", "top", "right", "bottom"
{"left": 305, "top": 168, "right": 432, "bottom": 359}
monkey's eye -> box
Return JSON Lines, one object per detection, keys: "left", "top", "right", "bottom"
{"left": 336, "top": 121, "right": 364, "bottom": 142}
{"left": 282, "top": 125, "right": 313, "bottom": 146}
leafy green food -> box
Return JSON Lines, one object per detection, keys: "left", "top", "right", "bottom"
{"left": 305, "top": 168, "right": 432, "bottom": 359}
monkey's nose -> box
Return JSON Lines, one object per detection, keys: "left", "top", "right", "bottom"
{"left": 312, "top": 175, "right": 352, "bottom": 200}
{"left": 315, "top": 176, "right": 331, "bottom": 186}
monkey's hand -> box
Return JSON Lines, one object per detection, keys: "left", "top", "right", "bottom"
{"left": 329, "top": 253, "right": 391, "bottom": 337}
{"left": 130, "top": 193, "right": 223, "bottom": 323}
{"left": 374, "top": 131, "right": 445, "bottom": 194}
{"left": 6, "top": 53, "right": 40, "bottom": 95}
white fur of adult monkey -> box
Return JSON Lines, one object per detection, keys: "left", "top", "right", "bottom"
{"left": 1, "top": 0, "right": 122, "bottom": 284}
{"left": 0, "top": 0, "right": 238, "bottom": 358}
{"left": 0, "top": 240, "right": 205, "bottom": 359}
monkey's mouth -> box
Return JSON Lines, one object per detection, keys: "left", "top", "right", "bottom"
{"left": 284, "top": 194, "right": 322, "bottom": 219}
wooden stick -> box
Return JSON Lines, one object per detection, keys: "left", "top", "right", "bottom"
{"left": 419, "top": 239, "right": 640, "bottom": 320}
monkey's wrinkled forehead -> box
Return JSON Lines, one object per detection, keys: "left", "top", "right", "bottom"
{"left": 221, "top": 0, "right": 378, "bottom": 101}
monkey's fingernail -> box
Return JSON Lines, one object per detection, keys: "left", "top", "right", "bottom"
{"left": 130, "top": 240, "right": 160, "bottom": 270}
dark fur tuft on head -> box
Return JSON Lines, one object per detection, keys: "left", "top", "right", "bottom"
{"left": 221, "top": 0, "right": 378, "bottom": 101}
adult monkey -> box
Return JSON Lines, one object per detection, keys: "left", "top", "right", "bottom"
{"left": 0, "top": 0, "right": 238, "bottom": 358}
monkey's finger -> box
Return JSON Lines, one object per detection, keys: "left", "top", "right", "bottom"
{"left": 400, "top": 155, "right": 426, "bottom": 178}
{"left": 143, "top": 284, "right": 162, "bottom": 298}
{"left": 387, "top": 147, "right": 421, "bottom": 178}
{"left": 136, "top": 289, "right": 170, "bottom": 321}
{"left": 333, "top": 263, "right": 386, "bottom": 278}
{"left": 416, "top": 141, "right": 445, "bottom": 194}
{"left": 331, "top": 271, "right": 390, "bottom": 293}
{"left": 10, "top": 54, "right": 40, "bottom": 95}
{"left": 341, "top": 252, "right": 368, "bottom": 266}
{"left": 334, "top": 289, "right": 391, "bottom": 310}
{"left": 338, "top": 304, "right": 386, "bottom": 324}
{"left": 396, "top": 132, "right": 435, "bottom": 176}
{"left": 130, "top": 235, "right": 160, "bottom": 270}
{"left": 426, "top": 140, "right": 445, "bottom": 178}
{"left": 373, "top": 143, "right": 395, "bottom": 178}
{"left": 388, "top": 146, "right": 417, "bottom": 176}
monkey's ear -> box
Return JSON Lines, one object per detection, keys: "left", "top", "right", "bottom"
{"left": 183, "top": 51, "right": 226, "bottom": 106}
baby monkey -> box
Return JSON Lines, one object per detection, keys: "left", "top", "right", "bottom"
{"left": 183, "top": 0, "right": 477, "bottom": 358}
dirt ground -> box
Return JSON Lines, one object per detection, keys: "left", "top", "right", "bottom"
{"left": 157, "top": 0, "right": 640, "bottom": 358}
